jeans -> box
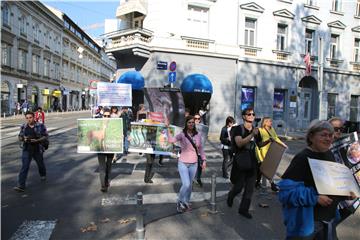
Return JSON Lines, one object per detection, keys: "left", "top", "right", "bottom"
{"left": 178, "top": 161, "right": 198, "bottom": 204}
{"left": 98, "top": 154, "right": 114, "bottom": 188}
{"left": 18, "top": 149, "right": 46, "bottom": 188}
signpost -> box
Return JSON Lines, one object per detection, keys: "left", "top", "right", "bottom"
{"left": 168, "top": 72, "right": 176, "bottom": 85}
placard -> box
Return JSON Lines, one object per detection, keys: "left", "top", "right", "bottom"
{"left": 77, "top": 118, "right": 123, "bottom": 153}
{"left": 308, "top": 158, "right": 360, "bottom": 197}
{"left": 260, "top": 141, "right": 287, "bottom": 179}
{"left": 97, "top": 82, "right": 132, "bottom": 106}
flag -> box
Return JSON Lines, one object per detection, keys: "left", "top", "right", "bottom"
{"left": 304, "top": 53, "right": 311, "bottom": 76}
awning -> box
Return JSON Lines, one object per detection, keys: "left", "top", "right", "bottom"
{"left": 116, "top": 71, "right": 145, "bottom": 90}
{"left": 52, "top": 90, "right": 61, "bottom": 97}
{"left": 180, "top": 74, "right": 213, "bottom": 94}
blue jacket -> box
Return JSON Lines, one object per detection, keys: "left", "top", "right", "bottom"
{"left": 278, "top": 179, "right": 318, "bottom": 238}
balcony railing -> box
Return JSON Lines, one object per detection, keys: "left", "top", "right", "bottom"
{"left": 107, "top": 28, "right": 153, "bottom": 50}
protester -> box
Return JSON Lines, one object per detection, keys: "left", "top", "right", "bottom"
{"left": 328, "top": 117, "right": 344, "bottom": 141}
{"left": 167, "top": 115, "right": 206, "bottom": 213}
{"left": 97, "top": 109, "right": 114, "bottom": 193}
{"left": 227, "top": 107, "right": 261, "bottom": 219}
{"left": 14, "top": 111, "right": 48, "bottom": 192}
{"left": 144, "top": 154, "right": 164, "bottom": 183}
{"left": 256, "top": 117, "right": 286, "bottom": 191}
{"left": 34, "top": 107, "right": 45, "bottom": 124}
{"left": 220, "top": 116, "right": 235, "bottom": 179}
{"left": 110, "top": 106, "right": 120, "bottom": 118}
{"left": 136, "top": 104, "right": 147, "bottom": 121}
{"left": 21, "top": 100, "right": 29, "bottom": 114}
{"left": 278, "top": 120, "right": 356, "bottom": 239}
{"left": 194, "top": 113, "right": 204, "bottom": 187}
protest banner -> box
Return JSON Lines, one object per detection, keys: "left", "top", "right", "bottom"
{"left": 97, "top": 82, "right": 132, "bottom": 106}
{"left": 148, "top": 112, "right": 164, "bottom": 123}
{"left": 128, "top": 122, "right": 182, "bottom": 156}
{"left": 308, "top": 158, "right": 360, "bottom": 197}
{"left": 77, "top": 118, "right": 123, "bottom": 153}
{"left": 144, "top": 88, "right": 185, "bottom": 127}
{"left": 260, "top": 141, "right": 287, "bottom": 179}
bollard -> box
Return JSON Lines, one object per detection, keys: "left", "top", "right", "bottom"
{"left": 3, "top": 112, "right": 6, "bottom": 118}
{"left": 136, "top": 192, "right": 145, "bottom": 240}
{"left": 209, "top": 173, "right": 217, "bottom": 213}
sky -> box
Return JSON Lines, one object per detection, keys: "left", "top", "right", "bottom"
{"left": 41, "top": 0, "right": 120, "bottom": 39}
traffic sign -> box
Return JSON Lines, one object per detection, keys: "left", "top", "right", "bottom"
{"left": 169, "top": 61, "right": 176, "bottom": 72}
{"left": 168, "top": 72, "right": 176, "bottom": 83}
{"left": 157, "top": 61, "right": 168, "bottom": 70}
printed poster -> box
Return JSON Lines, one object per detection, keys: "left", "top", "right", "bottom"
{"left": 240, "top": 87, "right": 254, "bottom": 111}
{"left": 260, "top": 141, "right": 287, "bottom": 180}
{"left": 97, "top": 82, "right": 132, "bottom": 106}
{"left": 77, "top": 118, "right": 123, "bottom": 153}
{"left": 128, "top": 122, "right": 182, "bottom": 156}
{"left": 273, "top": 91, "right": 285, "bottom": 120}
{"left": 308, "top": 158, "right": 360, "bottom": 197}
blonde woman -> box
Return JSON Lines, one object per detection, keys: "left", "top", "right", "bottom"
{"left": 256, "top": 117, "right": 286, "bottom": 191}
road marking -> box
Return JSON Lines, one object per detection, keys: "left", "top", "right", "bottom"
{"left": 114, "top": 157, "right": 223, "bottom": 164}
{"left": 110, "top": 177, "right": 230, "bottom": 186}
{"left": 9, "top": 220, "right": 56, "bottom": 240}
{"left": 49, "top": 127, "right": 75, "bottom": 136}
{"left": 101, "top": 191, "right": 228, "bottom": 206}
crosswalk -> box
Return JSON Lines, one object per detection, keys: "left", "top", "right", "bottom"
{"left": 9, "top": 220, "right": 57, "bottom": 240}
{"left": 0, "top": 126, "right": 75, "bottom": 140}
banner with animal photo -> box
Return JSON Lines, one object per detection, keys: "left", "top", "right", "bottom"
{"left": 331, "top": 132, "right": 360, "bottom": 169}
{"left": 128, "top": 122, "right": 182, "bottom": 156}
{"left": 77, "top": 118, "right": 123, "bottom": 153}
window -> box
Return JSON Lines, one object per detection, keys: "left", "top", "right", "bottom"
{"left": 356, "top": 0, "right": 360, "bottom": 16}
{"left": 1, "top": 43, "right": 11, "bottom": 66}
{"left": 44, "top": 59, "right": 50, "bottom": 77}
{"left": 327, "top": 93, "right": 337, "bottom": 119}
{"left": 33, "top": 23, "right": 39, "bottom": 42}
{"left": 187, "top": 5, "right": 209, "bottom": 38}
{"left": 2, "top": 3, "right": 10, "bottom": 26}
{"left": 350, "top": 95, "right": 359, "bottom": 122}
{"left": 330, "top": 34, "right": 339, "bottom": 59}
{"left": 273, "top": 90, "right": 286, "bottom": 120}
{"left": 54, "top": 63, "right": 60, "bottom": 80}
{"left": 355, "top": 39, "right": 360, "bottom": 62}
{"left": 305, "top": 29, "right": 314, "bottom": 55}
{"left": 32, "top": 54, "right": 40, "bottom": 74}
{"left": 245, "top": 18, "right": 256, "bottom": 46}
{"left": 241, "top": 87, "right": 255, "bottom": 111}
{"left": 19, "top": 15, "right": 26, "bottom": 35}
{"left": 307, "top": 0, "right": 317, "bottom": 6}
{"left": 133, "top": 16, "right": 144, "bottom": 28}
{"left": 18, "top": 49, "right": 27, "bottom": 70}
{"left": 332, "top": 0, "right": 341, "bottom": 12}
{"left": 277, "top": 24, "right": 288, "bottom": 51}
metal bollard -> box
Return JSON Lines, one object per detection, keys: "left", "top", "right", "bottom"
{"left": 209, "top": 173, "right": 217, "bottom": 213}
{"left": 3, "top": 112, "right": 6, "bottom": 118}
{"left": 136, "top": 192, "right": 145, "bottom": 240}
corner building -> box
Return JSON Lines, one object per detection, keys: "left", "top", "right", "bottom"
{"left": 105, "top": 0, "right": 360, "bottom": 134}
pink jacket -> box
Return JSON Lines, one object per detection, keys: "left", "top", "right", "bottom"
{"left": 168, "top": 131, "right": 206, "bottom": 164}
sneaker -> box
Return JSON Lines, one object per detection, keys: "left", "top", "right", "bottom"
{"left": 13, "top": 186, "right": 25, "bottom": 192}
{"left": 176, "top": 201, "right": 187, "bottom": 213}
{"left": 40, "top": 176, "right": 46, "bottom": 181}
{"left": 238, "top": 210, "right": 252, "bottom": 219}
{"left": 100, "top": 187, "right": 108, "bottom": 193}
{"left": 184, "top": 202, "right": 192, "bottom": 212}
{"left": 271, "top": 182, "right": 279, "bottom": 192}
{"left": 196, "top": 179, "right": 203, "bottom": 188}
{"left": 158, "top": 162, "right": 164, "bottom": 167}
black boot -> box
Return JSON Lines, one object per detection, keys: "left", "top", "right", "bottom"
{"left": 238, "top": 198, "right": 252, "bottom": 219}
{"left": 227, "top": 191, "right": 234, "bottom": 207}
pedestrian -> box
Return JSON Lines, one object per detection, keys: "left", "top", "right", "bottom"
{"left": 113, "top": 107, "right": 132, "bottom": 163}
{"left": 110, "top": 106, "right": 120, "bottom": 118}
{"left": 14, "top": 111, "right": 48, "bottom": 192}
{"left": 97, "top": 109, "right": 114, "bottom": 193}
{"left": 227, "top": 107, "right": 261, "bottom": 219}
{"left": 166, "top": 115, "right": 206, "bottom": 213}
{"left": 143, "top": 154, "right": 164, "bottom": 183}
{"left": 328, "top": 117, "right": 344, "bottom": 141}
{"left": 256, "top": 117, "right": 286, "bottom": 191}
{"left": 220, "top": 116, "right": 235, "bottom": 178}
{"left": 136, "top": 104, "right": 147, "bottom": 121}
{"left": 21, "top": 100, "right": 29, "bottom": 114}
{"left": 16, "top": 102, "right": 21, "bottom": 115}
{"left": 194, "top": 113, "right": 204, "bottom": 187}
{"left": 278, "top": 120, "right": 356, "bottom": 239}
{"left": 199, "top": 105, "right": 208, "bottom": 125}
{"left": 34, "top": 107, "right": 45, "bottom": 124}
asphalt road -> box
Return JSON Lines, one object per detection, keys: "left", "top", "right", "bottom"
{"left": 1, "top": 112, "right": 359, "bottom": 240}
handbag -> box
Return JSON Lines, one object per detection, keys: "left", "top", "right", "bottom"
{"left": 184, "top": 132, "right": 203, "bottom": 166}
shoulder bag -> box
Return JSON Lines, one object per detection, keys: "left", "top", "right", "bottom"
{"left": 184, "top": 132, "right": 203, "bottom": 166}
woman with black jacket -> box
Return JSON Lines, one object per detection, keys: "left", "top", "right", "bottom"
{"left": 220, "top": 116, "right": 235, "bottom": 178}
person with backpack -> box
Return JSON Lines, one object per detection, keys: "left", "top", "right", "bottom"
{"left": 14, "top": 111, "right": 49, "bottom": 192}
{"left": 227, "top": 107, "right": 262, "bottom": 219}
{"left": 220, "top": 116, "right": 235, "bottom": 178}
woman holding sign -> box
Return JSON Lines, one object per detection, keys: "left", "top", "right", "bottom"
{"left": 166, "top": 115, "right": 206, "bottom": 213}
{"left": 278, "top": 120, "right": 355, "bottom": 239}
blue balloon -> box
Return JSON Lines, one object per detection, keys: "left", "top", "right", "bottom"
{"left": 116, "top": 71, "right": 145, "bottom": 90}
{"left": 180, "top": 74, "right": 213, "bottom": 94}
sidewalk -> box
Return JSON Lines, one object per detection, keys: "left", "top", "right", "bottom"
{"left": 0, "top": 109, "right": 90, "bottom": 122}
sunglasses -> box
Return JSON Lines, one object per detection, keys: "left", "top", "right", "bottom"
{"left": 103, "top": 115, "right": 110, "bottom": 118}
{"left": 194, "top": 117, "right": 201, "bottom": 120}
{"left": 334, "top": 127, "right": 344, "bottom": 132}
{"left": 246, "top": 113, "right": 256, "bottom": 116}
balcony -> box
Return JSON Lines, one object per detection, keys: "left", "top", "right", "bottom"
{"left": 106, "top": 28, "right": 153, "bottom": 58}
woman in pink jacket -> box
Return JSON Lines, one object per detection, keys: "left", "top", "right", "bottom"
{"left": 167, "top": 115, "right": 206, "bottom": 213}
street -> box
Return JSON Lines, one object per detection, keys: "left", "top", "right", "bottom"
{"left": 1, "top": 112, "right": 359, "bottom": 240}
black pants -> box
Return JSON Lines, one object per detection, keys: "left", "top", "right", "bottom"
{"left": 229, "top": 168, "right": 257, "bottom": 212}
{"left": 144, "top": 154, "right": 163, "bottom": 182}
{"left": 222, "top": 148, "right": 233, "bottom": 177}
{"left": 98, "top": 154, "right": 114, "bottom": 188}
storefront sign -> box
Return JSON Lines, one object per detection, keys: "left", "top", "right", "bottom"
{"left": 42, "top": 89, "right": 50, "bottom": 95}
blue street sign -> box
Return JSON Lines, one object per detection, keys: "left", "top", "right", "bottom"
{"left": 168, "top": 72, "right": 176, "bottom": 83}
{"left": 157, "top": 61, "right": 168, "bottom": 70}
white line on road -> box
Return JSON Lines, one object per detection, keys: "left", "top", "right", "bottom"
{"left": 101, "top": 191, "right": 228, "bottom": 206}
{"left": 110, "top": 177, "right": 230, "bottom": 186}
{"left": 9, "top": 220, "right": 56, "bottom": 240}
